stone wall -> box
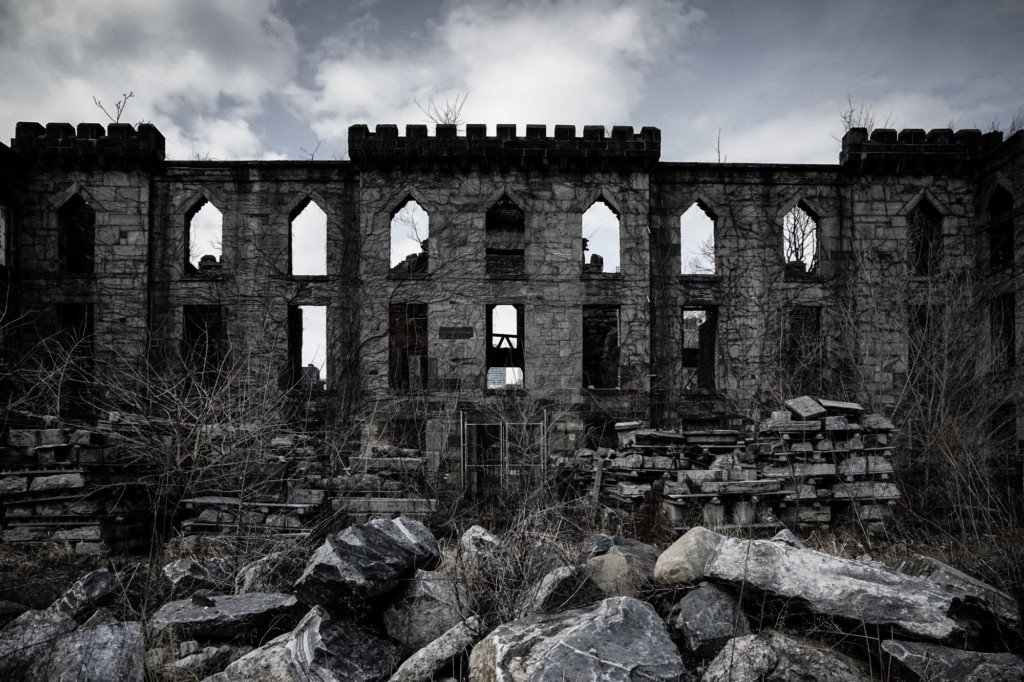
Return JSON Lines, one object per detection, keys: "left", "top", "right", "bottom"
{"left": 2, "top": 120, "right": 1022, "bottom": 460}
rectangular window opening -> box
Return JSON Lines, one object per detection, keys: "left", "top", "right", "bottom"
{"left": 990, "top": 218, "right": 1014, "bottom": 270}
{"left": 287, "top": 305, "right": 327, "bottom": 390}
{"left": 183, "top": 304, "right": 225, "bottom": 384}
{"left": 389, "top": 303, "right": 428, "bottom": 391}
{"left": 486, "top": 304, "right": 524, "bottom": 389}
{"left": 785, "top": 306, "right": 821, "bottom": 389}
{"left": 583, "top": 305, "right": 620, "bottom": 389}
{"left": 681, "top": 307, "right": 718, "bottom": 391}
{"left": 991, "top": 293, "right": 1016, "bottom": 369}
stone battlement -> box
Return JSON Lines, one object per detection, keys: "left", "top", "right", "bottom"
{"left": 348, "top": 123, "right": 661, "bottom": 171}
{"left": 840, "top": 126, "right": 1003, "bottom": 174}
{"left": 11, "top": 121, "right": 165, "bottom": 170}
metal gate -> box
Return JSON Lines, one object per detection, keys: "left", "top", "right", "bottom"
{"left": 460, "top": 410, "right": 548, "bottom": 497}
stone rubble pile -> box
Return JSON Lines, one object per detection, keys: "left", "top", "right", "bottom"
{"left": 0, "top": 427, "right": 154, "bottom": 555}
{"left": 180, "top": 439, "right": 437, "bottom": 537}
{"left": 0, "top": 419, "right": 439, "bottom": 551}
{"left": 562, "top": 396, "right": 901, "bottom": 532}
{"left": 2, "top": 516, "right": 1019, "bottom": 681}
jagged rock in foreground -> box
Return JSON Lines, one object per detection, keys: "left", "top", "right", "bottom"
{"left": 704, "top": 631, "right": 871, "bottom": 682}
{"left": 518, "top": 565, "right": 605, "bottom": 615}
{"left": 383, "top": 569, "right": 473, "bottom": 654}
{"left": 147, "top": 592, "right": 303, "bottom": 643}
{"left": 43, "top": 609, "right": 144, "bottom": 682}
{"left": 164, "top": 557, "right": 237, "bottom": 596}
{"left": 469, "top": 596, "right": 687, "bottom": 682}
{"left": 225, "top": 605, "right": 400, "bottom": 682}
{"left": 0, "top": 568, "right": 114, "bottom": 677}
{"left": 234, "top": 553, "right": 304, "bottom": 595}
{"left": 671, "top": 582, "right": 750, "bottom": 659}
{"left": 898, "top": 553, "right": 1021, "bottom": 630}
{"left": 459, "top": 525, "right": 510, "bottom": 574}
{"left": 295, "top": 517, "right": 440, "bottom": 607}
{"left": 655, "top": 526, "right": 1009, "bottom": 644}
{"left": 389, "top": 616, "right": 483, "bottom": 682}
{"left": 881, "top": 639, "right": 1024, "bottom": 681}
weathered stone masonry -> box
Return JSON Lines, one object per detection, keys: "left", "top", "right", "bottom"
{"left": 1, "top": 121, "right": 1022, "bottom": 475}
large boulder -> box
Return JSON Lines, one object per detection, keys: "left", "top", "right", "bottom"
{"left": 44, "top": 609, "right": 145, "bottom": 682}
{"left": 0, "top": 568, "right": 113, "bottom": 678}
{"left": 469, "top": 596, "right": 687, "bottom": 682}
{"left": 704, "top": 631, "right": 871, "bottom": 682}
{"left": 383, "top": 569, "right": 474, "bottom": 653}
{"left": 881, "top": 639, "right": 1024, "bottom": 681}
{"left": 147, "top": 592, "right": 303, "bottom": 643}
{"left": 0, "top": 608, "right": 77, "bottom": 678}
{"left": 294, "top": 517, "right": 440, "bottom": 607}
{"left": 655, "top": 526, "right": 1010, "bottom": 644}
{"left": 519, "top": 565, "right": 605, "bottom": 615}
{"left": 389, "top": 616, "right": 483, "bottom": 682}
{"left": 225, "top": 606, "right": 401, "bottom": 682}
{"left": 671, "top": 583, "right": 750, "bottom": 658}
{"left": 164, "top": 557, "right": 237, "bottom": 596}
{"left": 235, "top": 553, "right": 304, "bottom": 595}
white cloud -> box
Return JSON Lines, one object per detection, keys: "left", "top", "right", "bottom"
{"left": 0, "top": 0, "right": 298, "bottom": 159}
{"left": 286, "top": 0, "right": 705, "bottom": 151}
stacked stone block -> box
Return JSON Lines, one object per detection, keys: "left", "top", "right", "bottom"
{"left": 570, "top": 396, "right": 901, "bottom": 533}
{"left": 0, "top": 427, "right": 154, "bottom": 554}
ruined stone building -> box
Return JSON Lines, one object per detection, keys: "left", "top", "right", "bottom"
{"left": 1, "top": 120, "right": 1022, "bottom": 485}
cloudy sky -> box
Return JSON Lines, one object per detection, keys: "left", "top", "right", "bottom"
{"left": 2, "top": 0, "right": 1022, "bottom": 164}
{"left": 2, "top": 0, "right": 1022, "bottom": 377}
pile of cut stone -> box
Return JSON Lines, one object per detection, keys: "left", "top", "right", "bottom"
{"left": 563, "top": 396, "right": 901, "bottom": 532}
{"left": 179, "top": 440, "right": 437, "bottom": 537}
{"left": 0, "top": 427, "right": 154, "bottom": 555}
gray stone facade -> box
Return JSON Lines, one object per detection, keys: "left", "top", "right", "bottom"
{"left": 1, "top": 121, "right": 1021, "bottom": 476}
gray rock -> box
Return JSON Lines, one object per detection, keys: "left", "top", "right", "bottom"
{"left": 147, "top": 592, "right": 303, "bottom": 643}
{"left": 389, "top": 616, "right": 482, "bottom": 682}
{"left": 383, "top": 569, "right": 473, "bottom": 654}
{"left": 673, "top": 583, "right": 750, "bottom": 658}
{"left": 226, "top": 605, "right": 401, "bottom": 682}
{"left": 704, "top": 631, "right": 871, "bottom": 681}
{"left": 45, "top": 611, "right": 145, "bottom": 682}
{"left": 583, "top": 551, "right": 651, "bottom": 598}
{"left": 469, "top": 596, "right": 687, "bottom": 682}
{"left": 522, "top": 544, "right": 573, "bottom": 585}
{"left": 520, "top": 565, "right": 605, "bottom": 615}
{"left": 898, "top": 554, "right": 1021, "bottom": 630}
{"left": 51, "top": 567, "right": 111, "bottom": 620}
{"left": 769, "top": 528, "right": 806, "bottom": 550}
{"left": 577, "top": 533, "right": 660, "bottom": 565}
{"left": 295, "top": 517, "right": 440, "bottom": 607}
{"left": 234, "top": 553, "right": 304, "bottom": 595}
{"left": 0, "top": 608, "right": 77, "bottom": 678}
{"left": 656, "top": 526, "right": 1009, "bottom": 644}
{"left": 459, "top": 525, "right": 508, "bottom": 566}
{"left": 881, "top": 639, "right": 1024, "bottom": 681}
{"left": 785, "top": 395, "right": 826, "bottom": 419}
{"left": 164, "top": 557, "right": 237, "bottom": 596}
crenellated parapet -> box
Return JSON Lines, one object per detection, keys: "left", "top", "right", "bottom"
{"left": 348, "top": 123, "right": 661, "bottom": 172}
{"left": 840, "top": 126, "right": 1003, "bottom": 175}
{"left": 11, "top": 122, "right": 165, "bottom": 170}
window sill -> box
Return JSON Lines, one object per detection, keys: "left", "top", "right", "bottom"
{"left": 581, "top": 273, "right": 623, "bottom": 281}
{"left": 387, "top": 273, "right": 431, "bottom": 280}
{"left": 584, "top": 387, "right": 622, "bottom": 395}
{"left": 290, "top": 274, "right": 329, "bottom": 281}
{"left": 678, "top": 273, "right": 721, "bottom": 284}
